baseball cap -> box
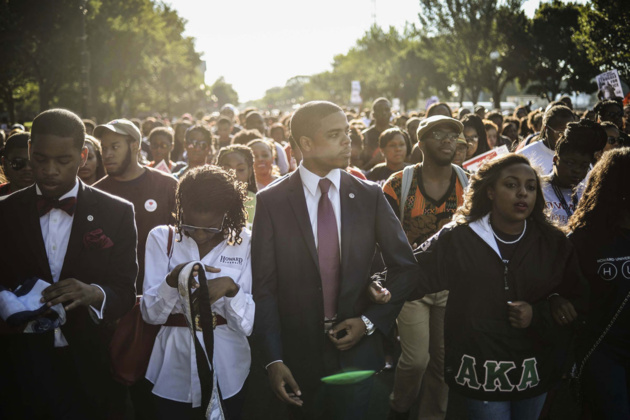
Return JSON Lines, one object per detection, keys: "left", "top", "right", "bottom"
{"left": 416, "top": 115, "right": 464, "bottom": 141}
{"left": 93, "top": 119, "right": 142, "bottom": 143}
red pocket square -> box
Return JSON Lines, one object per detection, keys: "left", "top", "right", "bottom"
{"left": 83, "top": 229, "right": 114, "bottom": 250}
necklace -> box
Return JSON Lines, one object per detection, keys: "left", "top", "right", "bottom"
{"left": 490, "top": 219, "right": 527, "bottom": 245}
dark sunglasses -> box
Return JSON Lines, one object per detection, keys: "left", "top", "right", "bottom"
{"left": 150, "top": 142, "right": 170, "bottom": 150}
{"left": 187, "top": 140, "right": 210, "bottom": 150}
{"left": 602, "top": 111, "right": 624, "bottom": 119}
{"left": 607, "top": 136, "right": 620, "bottom": 145}
{"left": 8, "top": 158, "right": 29, "bottom": 171}
{"left": 181, "top": 214, "right": 226, "bottom": 235}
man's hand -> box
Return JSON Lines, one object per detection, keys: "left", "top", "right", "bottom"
{"left": 549, "top": 295, "right": 578, "bottom": 326}
{"left": 367, "top": 280, "right": 391, "bottom": 304}
{"left": 507, "top": 301, "right": 533, "bottom": 328}
{"left": 41, "top": 278, "right": 104, "bottom": 311}
{"left": 166, "top": 263, "right": 221, "bottom": 288}
{"left": 267, "top": 362, "right": 303, "bottom": 407}
{"left": 328, "top": 317, "right": 367, "bottom": 351}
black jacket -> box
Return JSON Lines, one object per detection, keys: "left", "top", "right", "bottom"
{"left": 411, "top": 214, "right": 585, "bottom": 401}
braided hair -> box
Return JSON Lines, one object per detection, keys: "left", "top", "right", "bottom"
{"left": 216, "top": 144, "right": 258, "bottom": 194}
{"left": 175, "top": 165, "right": 248, "bottom": 245}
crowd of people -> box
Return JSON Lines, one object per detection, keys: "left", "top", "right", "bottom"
{"left": 0, "top": 95, "right": 628, "bottom": 420}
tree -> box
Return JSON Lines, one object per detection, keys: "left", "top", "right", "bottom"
{"left": 526, "top": 1, "right": 598, "bottom": 102}
{"left": 209, "top": 77, "right": 239, "bottom": 108}
{"left": 574, "top": 0, "right": 630, "bottom": 83}
{"left": 480, "top": 6, "right": 533, "bottom": 109}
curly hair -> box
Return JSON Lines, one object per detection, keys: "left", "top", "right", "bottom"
{"left": 175, "top": 165, "right": 248, "bottom": 245}
{"left": 567, "top": 148, "right": 630, "bottom": 238}
{"left": 454, "top": 153, "right": 556, "bottom": 234}
{"left": 216, "top": 144, "right": 258, "bottom": 194}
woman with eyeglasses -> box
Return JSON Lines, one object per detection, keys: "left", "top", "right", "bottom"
{"left": 173, "top": 125, "right": 214, "bottom": 179}
{"left": 141, "top": 165, "right": 254, "bottom": 420}
{"left": 462, "top": 114, "right": 490, "bottom": 162}
{"left": 541, "top": 120, "right": 606, "bottom": 226}
{"left": 0, "top": 132, "right": 34, "bottom": 196}
{"left": 77, "top": 135, "right": 106, "bottom": 185}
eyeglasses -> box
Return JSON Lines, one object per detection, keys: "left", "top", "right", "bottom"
{"left": 607, "top": 136, "right": 620, "bottom": 145}
{"left": 432, "top": 131, "right": 460, "bottom": 142}
{"left": 8, "top": 158, "right": 29, "bottom": 171}
{"left": 181, "top": 214, "right": 226, "bottom": 235}
{"left": 187, "top": 140, "right": 210, "bottom": 150}
{"left": 602, "top": 111, "right": 624, "bottom": 119}
{"left": 150, "top": 142, "right": 170, "bottom": 150}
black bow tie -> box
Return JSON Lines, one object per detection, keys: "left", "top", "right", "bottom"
{"left": 37, "top": 196, "right": 77, "bottom": 217}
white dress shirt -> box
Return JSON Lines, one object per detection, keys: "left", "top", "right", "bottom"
{"left": 298, "top": 165, "right": 342, "bottom": 250}
{"left": 141, "top": 225, "right": 255, "bottom": 405}
{"left": 36, "top": 180, "right": 106, "bottom": 347}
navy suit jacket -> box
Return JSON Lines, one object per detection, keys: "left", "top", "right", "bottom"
{"left": 252, "top": 169, "right": 417, "bottom": 385}
{"left": 0, "top": 181, "right": 137, "bottom": 418}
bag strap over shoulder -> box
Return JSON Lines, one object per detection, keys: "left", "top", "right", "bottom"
{"left": 167, "top": 226, "right": 175, "bottom": 259}
{"left": 452, "top": 164, "right": 469, "bottom": 189}
{"left": 399, "top": 165, "right": 416, "bottom": 224}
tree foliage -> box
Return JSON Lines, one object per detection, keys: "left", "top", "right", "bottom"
{"left": 526, "top": 1, "right": 598, "bottom": 101}
{"left": 0, "top": 0, "right": 206, "bottom": 122}
{"left": 209, "top": 77, "right": 239, "bottom": 108}
{"left": 574, "top": 0, "right": 630, "bottom": 82}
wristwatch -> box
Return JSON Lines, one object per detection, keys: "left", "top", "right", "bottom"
{"left": 361, "top": 315, "right": 375, "bottom": 336}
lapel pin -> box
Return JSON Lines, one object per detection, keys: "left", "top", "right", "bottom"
{"left": 349, "top": 193, "right": 355, "bottom": 199}
{"left": 87, "top": 215, "right": 94, "bottom": 221}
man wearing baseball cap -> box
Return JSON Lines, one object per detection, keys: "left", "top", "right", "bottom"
{"left": 93, "top": 118, "right": 178, "bottom": 417}
{"left": 383, "top": 115, "right": 469, "bottom": 420}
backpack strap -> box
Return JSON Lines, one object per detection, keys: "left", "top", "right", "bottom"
{"left": 452, "top": 164, "right": 469, "bottom": 189}
{"left": 399, "top": 165, "right": 416, "bottom": 225}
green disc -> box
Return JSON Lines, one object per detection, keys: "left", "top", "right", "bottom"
{"left": 320, "top": 370, "right": 375, "bottom": 385}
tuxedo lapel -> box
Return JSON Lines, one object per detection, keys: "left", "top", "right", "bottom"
{"left": 287, "top": 171, "right": 320, "bottom": 273}
{"left": 19, "top": 186, "right": 53, "bottom": 281}
{"left": 60, "top": 181, "right": 96, "bottom": 279}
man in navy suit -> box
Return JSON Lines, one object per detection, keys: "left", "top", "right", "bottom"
{"left": 252, "top": 101, "right": 417, "bottom": 419}
{"left": 0, "top": 109, "right": 137, "bottom": 419}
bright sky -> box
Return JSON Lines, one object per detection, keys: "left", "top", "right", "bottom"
{"left": 165, "top": 0, "right": 584, "bottom": 103}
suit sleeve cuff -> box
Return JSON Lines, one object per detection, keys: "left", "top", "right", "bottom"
{"left": 89, "top": 284, "right": 106, "bottom": 323}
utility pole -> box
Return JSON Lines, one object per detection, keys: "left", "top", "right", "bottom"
{"left": 80, "top": 0, "right": 91, "bottom": 118}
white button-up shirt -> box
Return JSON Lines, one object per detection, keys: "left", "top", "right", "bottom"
{"left": 141, "top": 225, "right": 255, "bottom": 406}
{"left": 298, "top": 165, "right": 342, "bottom": 250}
{"left": 36, "top": 181, "right": 106, "bottom": 347}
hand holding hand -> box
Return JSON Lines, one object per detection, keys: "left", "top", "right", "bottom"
{"left": 41, "top": 278, "right": 104, "bottom": 311}
{"left": 507, "top": 301, "right": 533, "bottom": 328}
{"left": 367, "top": 280, "right": 391, "bottom": 304}
{"left": 328, "top": 317, "right": 367, "bottom": 351}
{"left": 549, "top": 295, "right": 577, "bottom": 326}
{"left": 267, "top": 362, "right": 303, "bottom": 407}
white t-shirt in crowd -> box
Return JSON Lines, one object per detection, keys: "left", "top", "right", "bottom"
{"left": 518, "top": 141, "right": 555, "bottom": 176}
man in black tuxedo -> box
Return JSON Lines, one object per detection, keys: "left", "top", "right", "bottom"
{"left": 252, "top": 101, "right": 417, "bottom": 419}
{"left": 0, "top": 109, "right": 137, "bottom": 419}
